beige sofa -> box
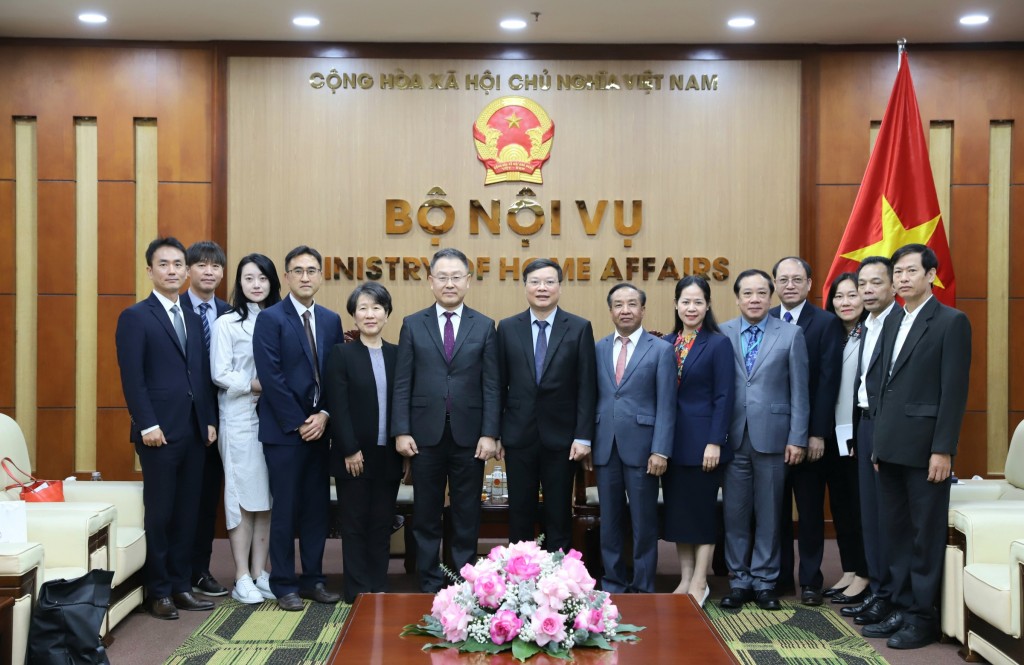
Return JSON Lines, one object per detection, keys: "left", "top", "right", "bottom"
{"left": 963, "top": 536, "right": 1024, "bottom": 664}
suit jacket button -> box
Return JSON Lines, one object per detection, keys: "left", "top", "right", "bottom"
{"left": 614, "top": 394, "right": 620, "bottom": 400}
{"left": 746, "top": 381, "right": 751, "bottom": 387}
{"left": 188, "top": 391, "right": 193, "bottom": 399}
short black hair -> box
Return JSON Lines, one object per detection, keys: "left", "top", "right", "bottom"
{"left": 346, "top": 282, "right": 393, "bottom": 317}
{"left": 771, "top": 256, "right": 812, "bottom": 279}
{"left": 891, "top": 243, "right": 939, "bottom": 273}
{"left": 430, "top": 247, "right": 470, "bottom": 272}
{"left": 606, "top": 282, "right": 646, "bottom": 308}
{"left": 145, "top": 237, "right": 186, "bottom": 266}
{"left": 856, "top": 256, "right": 893, "bottom": 282}
{"left": 185, "top": 241, "right": 226, "bottom": 268}
{"left": 284, "top": 245, "right": 323, "bottom": 271}
{"left": 230, "top": 253, "right": 282, "bottom": 321}
{"left": 522, "top": 258, "right": 563, "bottom": 283}
{"left": 733, "top": 268, "right": 774, "bottom": 296}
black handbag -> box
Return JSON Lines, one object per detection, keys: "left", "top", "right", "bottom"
{"left": 27, "top": 569, "right": 114, "bottom": 665}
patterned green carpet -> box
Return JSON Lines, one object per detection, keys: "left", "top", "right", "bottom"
{"left": 165, "top": 600, "right": 350, "bottom": 664}
{"left": 705, "top": 599, "right": 890, "bottom": 665}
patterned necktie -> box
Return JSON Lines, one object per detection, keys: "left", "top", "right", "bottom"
{"left": 783, "top": 311, "right": 793, "bottom": 324}
{"left": 302, "top": 310, "right": 321, "bottom": 403}
{"left": 170, "top": 304, "right": 187, "bottom": 353}
{"left": 534, "top": 320, "right": 548, "bottom": 384}
{"left": 443, "top": 312, "right": 456, "bottom": 363}
{"left": 614, "top": 336, "right": 630, "bottom": 386}
{"left": 744, "top": 326, "right": 762, "bottom": 376}
{"left": 198, "top": 302, "right": 212, "bottom": 352}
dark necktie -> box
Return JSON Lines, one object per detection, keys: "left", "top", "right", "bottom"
{"left": 783, "top": 311, "right": 793, "bottom": 324}
{"left": 198, "top": 302, "right": 212, "bottom": 352}
{"left": 302, "top": 310, "right": 321, "bottom": 403}
{"left": 744, "top": 326, "right": 762, "bottom": 376}
{"left": 170, "top": 304, "right": 187, "bottom": 354}
{"left": 534, "top": 320, "right": 548, "bottom": 384}
{"left": 443, "top": 311, "right": 455, "bottom": 413}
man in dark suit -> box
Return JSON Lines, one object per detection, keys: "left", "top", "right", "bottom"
{"left": 860, "top": 244, "right": 971, "bottom": 649}
{"left": 497, "top": 258, "right": 597, "bottom": 552}
{"left": 115, "top": 237, "right": 218, "bottom": 620}
{"left": 182, "top": 240, "right": 231, "bottom": 598}
{"left": 253, "top": 245, "right": 344, "bottom": 611}
{"left": 392, "top": 248, "right": 501, "bottom": 592}
{"left": 593, "top": 283, "right": 676, "bottom": 593}
{"left": 720, "top": 269, "right": 809, "bottom": 611}
{"left": 841, "top": 256, "right": 898, "bottom": 625}
{"left": 770, "top": 257, "right": 844, "bottom": 605}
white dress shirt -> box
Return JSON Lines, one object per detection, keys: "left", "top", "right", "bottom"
{"left": 435, "top": 303, "right": 465, "bottom": 338}
{"left": 890, "top": 295, "right": 933, "bottom": 375}
{"left": 780, "top": 300, "right": 806, "bottom": 324}
{"left": 857, "top": 300, "right": 896, "bottom": 408}
{"left": 611, "top": 327, "right": 644, "bottom": 370}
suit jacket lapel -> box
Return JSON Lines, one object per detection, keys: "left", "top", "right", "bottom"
{"left": 314, "top": 306, "right": 333, "bottom": 375}
{"left": 889, "top": 299, "right": 936, "bottom": 380}
{"left": 597, "top": 336, "right": 615, "bottom": 385}
{"left": 681, "top": 330, "right": 708, "bottom": 382}
{"left": 148, "top": 294, "right": 186, "bottom": 358}
{"left": 725, "top": 320, "right": 746, "bottom": 373}
{"left": 421, "top": 307, "right": 445, "bottom": 359}
{"left": 514, "top": 312, "right": 536, "bottom": 378}
{"left": 282, "top": 297, "right": 317, "bottom": 374}
{"left": 540, "top": 312, "right": 570, "bottom": 380}
{"left": 620, "top": 333, "right": 653, "bottom": 385}
{"left": 749, "top": 319, "right": 780, "bottom": 378}
{"left": 451, "top": 308, "right": 476, "bottom": 361}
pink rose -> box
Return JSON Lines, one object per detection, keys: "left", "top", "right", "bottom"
{"left": 530, "top": 606, "right": 567, "bottom": 647}
{"left": 440, "top": 602, "right": 471, "bottom": 642}
{"left": 601, "top": 598, "right": 619, "bottom": 632}
{"left": 488, "top": 544, "right": 508, "bottom": 562}
{"left": 489, "top": 609, "right": 523, "bottom": 645}
{"left": 534, "top": 575, "right": 571, "bottom": 610}
{"left": 573, "top": 607, "right": 606, "bottom": 634}
{"left": 431, "top": 585, "right": 459, "bottom": 621}
{"left": 565, "top": 549, "right": 583, "bottom": 560}
{"left": 506, "top": 554, "right": 542, "bottom": 582}
{"left": 558, "top": 556, "right": 595, "bottom": 595}
{"left": 473, "top": 571, "right": 506, "bottom": 608}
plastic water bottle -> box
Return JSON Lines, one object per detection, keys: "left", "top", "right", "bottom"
{"left": 492, "top": 465, "right": 506, "bottom": 503}
{"left": 91, "top": 471, "right": 102, "bottom": 481}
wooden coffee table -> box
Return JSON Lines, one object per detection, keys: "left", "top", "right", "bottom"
{"left": 328, "top": 593, "right": 738, "bottom": 664}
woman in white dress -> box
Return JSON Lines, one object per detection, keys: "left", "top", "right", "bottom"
{"left": 210, "top": 253, "right": 281, "bottom": 604}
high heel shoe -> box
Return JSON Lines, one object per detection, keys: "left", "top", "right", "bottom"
{"left": 822, "top": 585, "right": 848, "bottom": 598}
{"left": 830, "top": 588, "right": 869, "bottom": 604}
{"left": 700, "top": 585, "right": 710, "bottom": 608}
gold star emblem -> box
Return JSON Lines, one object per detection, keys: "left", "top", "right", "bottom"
{"left": 506, "top": 112, "right": 521, "bottom": 129}
{"left": 841, "top": 195, "right": 945, "bottom": 289}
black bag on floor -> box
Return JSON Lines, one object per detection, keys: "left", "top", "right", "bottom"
{"left": 27, "top": 569, "right": 114, "bottom": 665}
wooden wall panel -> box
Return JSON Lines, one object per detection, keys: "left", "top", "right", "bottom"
{"left": 158, "top": 183, "right": 214, "bottom": 246}
{"left": 816, "top": 54, "right": 884, "bottom": 185}
{"left": 97, "top": 296, "right": 131, "bottom": 409}
{"left": 34, "top": 408, "right": 75, "bottom": 478}
{"left": 0, "top": 119, "right": 11, "bottom": 182}
{"left": 36, "top": 181, "right": 76, "bottom": 294}
{"left": 156, "top": 49, "right": 215, "bottom": 183}
{"left": 957, "top": 411, "right": 987, "bottom": 480}
{"left": 958, "top": 299, "right": 987, "bottom": 412}
{"left": 92, "top": 49, "right": 159, "bottom": 182}
{"left": 1011, "top": 186, "right": 1024, "bottom": 299}
{"left": 949, "top": 185, "right": 988, "bottom": 299}
{"left": 96, "top": 409, "right": 139, "bottom": 479}
{"left": 36, "top": 295, "right": 76, "bottom": 408}
{"left": 813, "top": 185, "right": 859, "bottom": 278}
{"left": 0, "top": 181, "right": 13, "bottom": 294}
{"left": 97, "top": 182, "right": 136, "bottom": 295}
{"left": 0, "top": 295, "right": 12, "bottom": 409}
{"left": 1010, "top": 299, "right": 1024, "bottom": 413}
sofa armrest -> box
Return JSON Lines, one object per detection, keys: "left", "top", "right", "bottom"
{"left": 951, "top": 480, "right": 1011, "bottom": 502}
{"left": 0, "top": 542, "right": 43, "bottom": 665}
{"left": 63, "top": 481, "right": 144, "bottom": 529}
{"left": 951, "top": 504, "right": 1024, "bottom": 565}
{"left": 24, "top": 503, "right": 115, "bottom": 571}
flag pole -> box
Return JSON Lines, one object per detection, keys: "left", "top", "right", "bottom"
{"left": 897, "top": 38, "right": 907, "bottom": 70}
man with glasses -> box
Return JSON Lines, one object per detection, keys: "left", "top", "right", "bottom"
{"left": 496, "top": 258, "right": 597, "bottom": 552}
{"left": 253, "top": 246, "right": 344, "bottom": 610}
{"left": 392, "top": 248, "right": 500, "bottom": 592}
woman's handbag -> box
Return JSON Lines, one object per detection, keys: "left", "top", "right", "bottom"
{"left": 27, "top": 569, "right": 114, "bottom": 665}
{"left": 0, "top": 457, "right": 63, "bottom": 502}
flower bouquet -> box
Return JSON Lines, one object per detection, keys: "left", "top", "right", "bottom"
{"left": 402, "top": 540, "right": 644, "bottom": 662}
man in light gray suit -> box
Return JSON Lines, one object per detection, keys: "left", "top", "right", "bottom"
{"left": 720, "top": 269, "right": 809, "bottom": 610}
{"left": 593, "top": 283, "right": 676, "bottom": 593}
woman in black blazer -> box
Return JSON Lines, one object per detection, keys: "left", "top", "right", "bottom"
{"left": 325, "top": 282, "right": 404, "bottom": 603}
{"left": 662, "top": 275, "right": 735, "bottom": 607}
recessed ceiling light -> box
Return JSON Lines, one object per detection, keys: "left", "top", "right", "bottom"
{"left": 727, "top": 17, "right": 756, "bottom": 29}
{"left": 959, "top": 14, "right": 989, "bottom": 26}
{"left": 500, "top": 19, "right": 527, "bottom": 30}
{"left": 78, "top": 13, "right": 107, "bottom": 24}
{"left": 293, "top": 16, "right": 321, "bottom": 28}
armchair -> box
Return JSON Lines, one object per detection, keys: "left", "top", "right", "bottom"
{"left": 963, "top": 537, "right": 1024, "bottom": 664}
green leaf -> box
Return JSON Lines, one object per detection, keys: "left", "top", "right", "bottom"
{"left": 511, "top": 638, "right": 543, "bottom": 662}
{"left": 460, "top": 639, "right": 506, "bottom": 654}
{"left": 421, "top": 641, "right": 459, "bottom": 651}
{"left": 578, "top": 634, "right": 612, "bottom": 650}
{"left": 614, "top": 623, "right": 646, "bottom": 633}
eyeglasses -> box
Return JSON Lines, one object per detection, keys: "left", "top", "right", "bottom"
{"left": 431, "top": 274, "right": 468, "bottom": 284}
{"left": 287, "top": 268, "right": 321, "bottom": 278}
{"left": 775, "top": 277, "right": 806, "bottom": 287}
{"left": 526, "top": 279, "right": 559, "bottom": 288}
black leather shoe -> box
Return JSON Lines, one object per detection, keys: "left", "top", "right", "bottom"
{"left": 854, "top": 598, "right": 892, "bottom": 625}
{"left": 172, "top": 592, "right": 214, "bottom": 611}
{"left": 840, "top": 593, "right": 877, "bottom": 617}
{"left": 831, "top": 588, "right": 869, "bottom": 605}
{"left": 192, "top": 573, "right": 229, "bottom": 597}
{"left": 278, "top": 592, "right": 304, "bottom": 611}
{"left": 720, "top": 588, "right": 755, "bottom": 609}
{"left": 756, "top": 589, "right": 781, "bottom": 610}
{"left": 887, "top": 623, "right": 937, "bottom": 649}
{"left": 861, "top": 610, "right": 904, "bottom": 638}
{"left": 800, "top": 586, "right": 823, "bottom": 606}
{"left": 147, "top": 596, "right": 179, "bottom": 620}
{"left": 822, "top": 585, "right": 848, "bottom": 598}
{"left": 299, "top": 583, "right": 341, "bottom": 604}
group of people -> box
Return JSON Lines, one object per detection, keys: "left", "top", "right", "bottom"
{"left": 115, "top": 238, "right": 969, "bottom": 651}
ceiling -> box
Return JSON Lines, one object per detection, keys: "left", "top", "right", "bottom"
{"left": 0, "top": 0, "right": 1022, "bottom": 45}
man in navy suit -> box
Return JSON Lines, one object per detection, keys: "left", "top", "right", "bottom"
{"left": 392, "top": 248, "right": 501, "bottom": 592}
{"left": 115, "top": 237, "right": 218, "bottom": 620}
{"left": 593, "top": 283, "right": 676, "bottom": 593}
{"left": 770, "top": 257, "right": 844, "bottom": 605}
{"left": 253, "top": 246, "right": 344, "bottom": 610}
{"left": 182, "top": 240, "right": 231, "bottom": 598}
{"left": 497, "top": 258, "right": 597, "bottom": 553}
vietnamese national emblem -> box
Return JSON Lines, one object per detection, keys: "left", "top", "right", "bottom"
{"left": 473, "top": 96, "right": 554, "bottom": 185}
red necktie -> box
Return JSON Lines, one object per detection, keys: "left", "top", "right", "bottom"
{"left": 615, "top": 336, "right": 629, "bottom": 386}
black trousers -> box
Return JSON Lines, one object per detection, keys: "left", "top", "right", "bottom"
{"left": 335, "top": 474, "right": 401, "bottom": 603}
{"left": 505, "top": 440, "right": 577, "bottom": 552}
{"left": 856, "top": 417, "right": 892, "bottom": 597}
{"left": 410, "top": 421, "right": 484, "bottom": 592}
{"left": 821, "top": 435, "right": 867, "bottom": 577}
{"left": 191, "top": 444, "right": 223, "bottom": 580}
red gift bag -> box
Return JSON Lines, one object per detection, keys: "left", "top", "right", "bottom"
{"left": 2, "top": 457, "right": 64, "bottom": 502}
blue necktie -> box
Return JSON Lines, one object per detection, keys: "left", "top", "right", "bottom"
{"left": 744, "top": 326, "right": 761, "bottom": 376}
{"left": 783, "top": 311, "right": 793, "bottom": 324}
{"left": 198, "top": 302, "right": 212, "bottom": 352}
{"left": 534, "top": 320, "right": 548, "bottom": 384}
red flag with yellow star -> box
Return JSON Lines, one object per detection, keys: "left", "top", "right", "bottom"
{"left": 822, "top": 51, "right": 955, "bottom": 306}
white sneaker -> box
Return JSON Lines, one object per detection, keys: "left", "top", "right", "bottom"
{"left": 231, "top": 575, "right": 263, "bottom": 604}
{"left": 255, "top": 571, "right": 276, "bottom": 600}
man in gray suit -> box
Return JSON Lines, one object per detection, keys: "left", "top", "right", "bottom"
{"left": 720, "top": 269, "right": 809, "bottom": 610}
{"left": 392, "top": 248, "right": 501, "bottom": 592}
{"left": 593, "top": 283, "right": 676, "bottom": 593}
